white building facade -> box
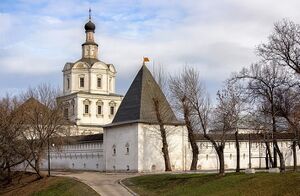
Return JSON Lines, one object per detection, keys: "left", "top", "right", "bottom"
{"left": 57, "top": 14, "right": 123, "bottom": 135}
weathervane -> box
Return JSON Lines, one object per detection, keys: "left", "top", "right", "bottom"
{"left": 143, "top": 57, "right": 150, "bottom": 66}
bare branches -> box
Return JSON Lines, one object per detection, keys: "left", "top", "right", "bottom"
{"left": 258, "top": 19, "right": 300, "bottom": 74}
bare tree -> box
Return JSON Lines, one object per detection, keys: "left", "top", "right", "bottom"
{"left": 215, "top": 81, "right": 245, "bottom": 172}
{"left": 169, "top": 68, "right": 199, "bottom": 170}
{"left": 19, "top": 84, "right": 69, "bottom": 178}
{"left": 152, "top": 65, "right": 175, "bottom": 171}
{"left": 0, "top": 96, "right": 28, "bottom": 184}
{"left": 273, "top": 84, "right": 300, "bottom": 171}
{"left": 171, "top": 68, "right": 229, "bottom": 175}
{"left": 233, "top": 62, "right": 296, "bottom": 172}
{"left": 258, "top": 19, "right": 300, "bottom": 75}
{"left": 257, "top": 18, "right": 300, "bottom": 171}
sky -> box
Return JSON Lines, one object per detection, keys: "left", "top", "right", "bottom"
{"left": 1, "top": 0, "right": 300, "bottom": 102}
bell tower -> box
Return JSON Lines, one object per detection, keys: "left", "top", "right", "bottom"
{"left": 82, "top": 9, "right": 98, "bottom": 59}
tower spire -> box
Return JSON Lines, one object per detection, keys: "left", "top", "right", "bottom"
{"left": 89, "top": 8, "right": 91, "bottom": 20}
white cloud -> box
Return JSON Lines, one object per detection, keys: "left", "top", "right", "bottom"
{"left": 1, "top": 0, "right": 300, "bottom": 98}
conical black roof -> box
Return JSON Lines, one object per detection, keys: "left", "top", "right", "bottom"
{"left": 112, "top": 65, "right": 181, "bottom": 125}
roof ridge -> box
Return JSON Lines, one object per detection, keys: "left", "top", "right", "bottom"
{"left": 138, "top": 65, "right": 146, "bottom": 120}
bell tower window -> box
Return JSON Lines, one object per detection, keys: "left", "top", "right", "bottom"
{"left": 109, "top": 77, "right": 112, "bottom": 91}
{"left": 110, "top": 106, "right": 115, "bottom": 115}
{"left": 80, "top": 77, "right": 84, "bottom": 88}
{"left": 67, "top": 78, "right": 70, "bottom": 89}
{"left": 97, "top": 77, "right": 102, "bottom": 88}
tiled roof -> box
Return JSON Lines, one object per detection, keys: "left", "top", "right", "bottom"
{"left": 112, "top": 65, "right": 180, "bottom": 125}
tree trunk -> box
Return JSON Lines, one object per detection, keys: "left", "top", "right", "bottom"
{"left": 265, "top": 149, "right": 269, "bottom": 169}
{"left": 265, "top": 141, "right": 274, "bottom": 167}
{"left": 273, "top": 145, "right": 277, "bottom": 167}
{"left": 182, "top": 98, "right": 199, "bottom": 170}
{"left": 5, "top": 158, "right": 12, "bottom": 184}
{"left": 273, "top": 141, "right": 285, "bottom": 172}
{"left": 34, "top": 158, "right": 43, "bottom": 178}
{"left": 161, "top": 127, "right": 172, "bottom": 171}
{"left": 217, "top": 147, "right": 225, "bottom": 175}
{"left": 292, "top": 140, "right": 297, "bottom": 172}
{"left": 153, "top": 99, "right": 172, "bottom": 171}
{"left": 190, "top": 145, "right": 199, "bottom": 171}
{"left": 234, "top": 131, "right": 240, "bottom": 172}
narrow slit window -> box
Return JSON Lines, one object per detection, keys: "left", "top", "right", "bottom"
{"left": 97, "top": 105, "right": 102, "bottom": 115}
{"left": 67, "top": 78, "right": 70, "bottom": 89}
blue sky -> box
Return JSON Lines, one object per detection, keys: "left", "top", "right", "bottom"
{"left": 1, "top": 0, "right": 300, "bottom": 102}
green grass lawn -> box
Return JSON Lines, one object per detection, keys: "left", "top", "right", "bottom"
{"left": 1, "top": 173, "right": 99, "bottom": 196}
{"left": 123, "top": 172, "right": 300, "bottom": 196}
{"left": 31, "top": 177, "right": 99, "bottom": 196}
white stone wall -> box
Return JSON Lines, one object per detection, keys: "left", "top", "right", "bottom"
{"left": 104, "top": 123, "right": 189, "bottom": 172}
{"left": 138, "top": 124, "right": 188, "bottom": 172}
{"left": 16, "top": 133, "right": 300, "bottom": 172}
{"left": 40, "top": 141, "right": 105, "bottom": 171}
{"left": 104, "top": 124, "right": 139, "bottom": 172}
{"left": 197, "top": 140, "right": 300, "bottom": 170}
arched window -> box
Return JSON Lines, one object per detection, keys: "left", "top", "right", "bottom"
{"left": 97, "top": 75, "right": 102, "bottom": 88}
{"left": 109, "top": 101, "right": 116, "bottom": 116}
{"left": 96, "top": 100, "right": 103, "bottom": 116}
{"left": 83, "top": 99, "right": 91, "bottom": 115}
{"left": 79, "top": 75, "right": 85, "bottom": 88}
